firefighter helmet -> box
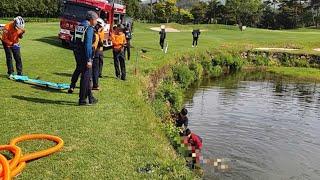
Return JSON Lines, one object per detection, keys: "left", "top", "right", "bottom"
{"left": 14, "top": 16, "right": 25, "bottom": 29}
{"left": 97, "top": 18, "right": 105, "bottom": 27}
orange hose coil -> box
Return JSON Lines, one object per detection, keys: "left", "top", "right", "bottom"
{"left": 0, "top": 134, "right": 64, "bottom": 180}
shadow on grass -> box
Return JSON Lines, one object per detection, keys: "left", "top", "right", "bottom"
{"left": 30, "top": 85, "right": 69, "bottom": 94}
{"left": 101, "top": 75, "right": 117, "bottom": 79}
{"left": 12, "top": 95, "right": 76, "bottom": 106}
{"left": 138, "top": 47, "right": 159, "bottom": 52}
{"left": 34, "top": 36, "right": 70, "bottom": 49}
{"left": 0, "top": 74, "right": 8, "bottom": 79}
{"left": 53, "top": 72, "right": 72, "bottom": 77}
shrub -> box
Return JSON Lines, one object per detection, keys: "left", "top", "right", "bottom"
{"left": 229, "top": 55, "right": 245, "bottom": 71}
{"left": 200, "top": 60, "right": 212, "bottom": 75}
{"left": 152, "top": 99, "right": 171, "bottom": 120}
{"left": 252, "top": 56, "right": 269, "bottom": 66}
{"left": 163, "top": 123, "right": 180, "bottom": 147}
{"left": 294, "top": 58, "right": 310, "bottom": 67}
{"left": 212, "top": 55, "right": 224, "bottom": 66}
{"left": 189, "top": 61, "right": 203, "bottom": 81}
{"left": 155, "top": 82, "right": 184, "bottom": 112}
{"left": 279, "top": 53, "right": 292, "bottom": 66}
{"left": 212, "top": 65, "right": 223, "bottom": 77}
{"left": 224, "top": 53, "right": 235, "bottom": 67}
{"left": 173, "top": 64, "right": 195, "bottom": 89}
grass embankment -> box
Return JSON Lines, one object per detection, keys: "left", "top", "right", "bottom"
{"left": 0, "top": 21, "right": 320, "bottom": 179}
{"left": 267, "top": 67, "right": 320, "bottom": 81}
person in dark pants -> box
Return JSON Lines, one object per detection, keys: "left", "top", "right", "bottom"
{"left": 124, "top": 26, "right": 132, "bottom": 61}
{"left": 192, "top": 29, "right": 201, "bottom": 47}
{"left": 111, "top": 24, "right": 126, "bottom": 80}
{"left": 159, "top": 25, "right": 166, "bottom": 51}
{"left": 92, "top": 18, "right": 105, "bottom": 90}
{"left": 68, "top": 50, "right": 82, "bottom": 93}
{"left": 73, "top": 11, "right": 98, "bottom": 105}
{"left": 1, "top": 16, "right": 25, "bottom": 77}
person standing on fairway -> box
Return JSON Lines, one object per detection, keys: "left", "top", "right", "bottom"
{"left": 111, "top": 24, "right": 126, "bottom": 80}
{"left": 73, "top": 11, "right": 98, "bottom": 105}
{"left": 124, "top": 25, "right": 132, "bottom": 61}
{"left": 192, "top": 29, "right": 201, "bottom": 47}
{"left": 1, "top": 16, "right": 25, "bottom": 77}
{"left": 92, "top": 18, "right": 105, "bottom": 90}
{"left": 159, "top": 25, "right": 166, "bottom": 51}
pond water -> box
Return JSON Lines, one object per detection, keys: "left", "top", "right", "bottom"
{"left": 184, "top": 72, "right": 320, "bottom": 180}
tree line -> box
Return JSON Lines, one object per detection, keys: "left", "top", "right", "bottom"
{"left": 1, "top": 0, "right": 320, "bottom": 29}
{"left": 136, "top": 0, "right": 320, "bottom": 29}
{"left": 0, "top": 0, "right": 62, "bottom": 18}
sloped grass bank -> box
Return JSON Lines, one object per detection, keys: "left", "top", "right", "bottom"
{"left": 148, "top": 50, "right": 320, "bottom": 173}
{"left": 147, "top": 52, "right": 245, "bottom": 174}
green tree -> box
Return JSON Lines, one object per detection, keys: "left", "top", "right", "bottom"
{"left": 190, "top": 2, "right": 207, "bottom": 24}
{"left": 206, "top": 0, "right": 222, "bottom": 24}
{"left": 123, "top": 0, "right": 140, "bottom": 18}
{"left": 311, "top": 0, "right": 320, "bottom": 27}
{"left": 176, "top": 8, "right": 194, "bottom": 24}
{"left": 225, "top": 0, "right": 262, "bottom": 28}
{"left": 154, "top": 0, "right": 178, "bottom": 23}
{"left": 276, "top": 0, "right": 305, "bottom": 29}
{"left": 259, "top": 1, "right": 277, "bottom": 29}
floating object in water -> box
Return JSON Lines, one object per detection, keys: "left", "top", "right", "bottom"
{"left": 9, "top": 74, "right": 70, "bottom": 90}
{"left": 221, "top": 164, "right": 228, "bottom": 170}
{"left": 205, "top": 158, "right": 231, "bottom": 172}
{"left": 213, "top": 161, "right": 218, "bottom": 166}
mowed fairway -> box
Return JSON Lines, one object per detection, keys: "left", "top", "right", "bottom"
{"left": 1, "top": 21, "right": 320, "bottom": 179}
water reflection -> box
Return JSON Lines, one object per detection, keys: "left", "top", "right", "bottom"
{"left": 185, "top": 72, "right": 320, "bottom": 180}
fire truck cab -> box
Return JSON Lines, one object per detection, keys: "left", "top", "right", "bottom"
{"left": 59, "top": 0, "right": 126, "bottom": 47}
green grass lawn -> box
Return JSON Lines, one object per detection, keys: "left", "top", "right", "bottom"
{"left": 267, "top": 66, "right": 320, "bottom": 81}
{"left": 0, "top": 21, "right": 320, "bottom": 179}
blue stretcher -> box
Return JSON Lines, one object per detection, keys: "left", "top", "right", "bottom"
{"left": 9, "top": 75, "right": 70, "bottom": 90}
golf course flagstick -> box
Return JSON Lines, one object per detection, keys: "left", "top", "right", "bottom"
{"left": 164, "top": 41, "right": 168, "bottom": 54}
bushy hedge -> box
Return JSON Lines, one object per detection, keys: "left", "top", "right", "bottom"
{"left": 201, "top": 59, "right": 223, "bottom": 77}
{"left": 173, "top": 64, "right": 195, "bottom": 89}
{"left": 248, "top": 53, "right": 317, "bottom": 68}
{"left": 213, "top": 53, "right": 245, "bottom": 71}
{"left": 155, "top": 81, "right": 184, "bottom": 112}
{"left": 189, "top": 61, "right": 203, "bottom": 81}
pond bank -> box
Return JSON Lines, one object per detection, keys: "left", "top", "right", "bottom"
{"left": 145, "top": 50, "right": 320, "bottom": 177}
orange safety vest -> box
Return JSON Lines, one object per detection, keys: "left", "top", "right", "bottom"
{"left": 93, "top": 28, "right": 105, "bottom": 51}
{"left": 111, "top": 32, "right": 126, "bottom": 51}
{"left": 1, "top": 22, "right": 25, "bottom": 47}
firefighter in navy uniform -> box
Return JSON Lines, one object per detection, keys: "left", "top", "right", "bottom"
{"left": 72, "top": 11, "right": 98, "bottom": 105}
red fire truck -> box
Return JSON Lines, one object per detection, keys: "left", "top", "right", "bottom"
{"left": 59, "top": 0, "right": 126, "bottom": 47}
